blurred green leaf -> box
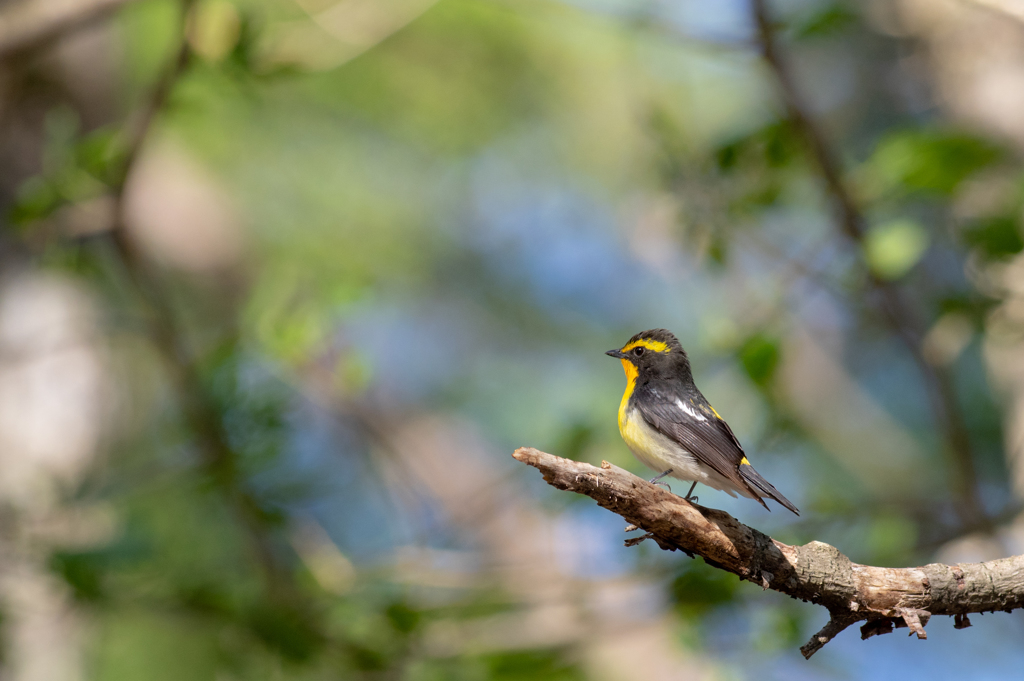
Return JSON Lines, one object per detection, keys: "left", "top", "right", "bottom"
{"left": 9, "top": 122, "right": 118, "bottom": 228}
{"left": 50, "top": 551, "right": 107, "bottom": 602}
{"left": 938, "top": 294, "right": 994, "bottom": 325}
{"left": 715, "top": 140, "right": 739, "bottom": 172}
{"left": 348, "top": 641, "right": 391, "bottom": 671}
{"left": 190, "top": 0, "right": 242, "bottom": 62}
{"left": 118, "top": 0, "right": 183, "bottom": 91}
{"left": 865, "top": 219, "right": 929, "bottom": 279}
{"left": 8, "top": 178, "right": 62, "bottom": 226}
{"left": 648, "top": 105, "right": 691, "bottom": 185}
{"left": 94, "top": 611, "right": 219, "bottom": 681}
{"left": 962, "top": 216, "right": 1024, "bottom": 259}
{"left": 422, "top": 594, "right": 520, "bottom": 622}
{"left": 670, "top": 559, "right": 739, "bottom": 614}
{"left": 865, "top": 130, "right": 1003, "bottom": 197}
{"left": 247, "top": 601, "right": 325, "bottom": 664}
{"left": 762, "top": 122, "right": 800, "bottom": 168}
{"left": 739, "top": 333, "right": 781, "bottom": 388}
{"left": 754, "top": 604, "right": 807, "bottom": 652}
{"left": 325, "top": 0, "right": 548, "bottom": 155}
{"left": 481, "top": 649, "right": 583, "bottom": 681}
{"left": 715, "top": 121, "right": 800, "bottom": 173}
{"left": 177, "top": 582, "right": 234, "bottom": 617}
{"left": 74, "top": 128, "right": 122, "bottom": 185}
{"left": 386, "top": 600, "right": 422, "bottom": 634}
{"left": 707, "top": 232, "right": 729, "bottom": 266}
{"left": 554, "top": 420, "right": 595, "bottom": 463}
{"left": 226, "top": 8, "right": 259, "bottom": 72}
{"left": 793, "top": 4, "right": 858, "bottom": 39}
{"left": 50, "top": 534, "right": 151, "bottom": 604}
{"left": 866, "top": 512, "right": 918, "bottom": 566}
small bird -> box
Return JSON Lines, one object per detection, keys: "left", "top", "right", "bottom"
{"left": 606, "top": 328, "right": 798, "bottom": 514}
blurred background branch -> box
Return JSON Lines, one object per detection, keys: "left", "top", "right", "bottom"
{"left": 0, "top": 0, "right": 140, "bottom": 60}
{"left": 752, "top": 0, "right": 988, "bottom": 529}
{"left": 104, "top": 0, "right": 310, "bottom": 608}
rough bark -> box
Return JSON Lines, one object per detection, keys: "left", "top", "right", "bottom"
{"left": 513, "top": 447, "right": 1024, "bottom": 658}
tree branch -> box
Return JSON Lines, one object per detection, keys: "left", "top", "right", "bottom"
{"left": 800, "top": 613, "right": 857, "bottom": 659}
{"left": 0, "top": 0, "right": 139, "bottom": 60}
{"left": 98, "top": 0, "right": 297, "bottom": 600}
{"left": 513, "top": 448, "right": 1024, "bottom": 659}
{"left": 750, "top": 0, "right": 988, "bottom": 529}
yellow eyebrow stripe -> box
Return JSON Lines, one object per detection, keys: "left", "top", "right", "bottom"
{"left": 621, "top": 339, "right": 671, "bottom": 353}
{"left": 740, "top": 457, "right": 750, "bottom": 465}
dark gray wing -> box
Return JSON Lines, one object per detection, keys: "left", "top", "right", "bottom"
{"left": 634, "top": 383, "right": 762, "bottom": 504}
{"left": 636, "top": 382, "right": 800, "bottom": 514}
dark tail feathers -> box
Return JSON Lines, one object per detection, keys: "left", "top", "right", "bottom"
{"left": 739, "top": 465, "right": 800, "bottom": 516}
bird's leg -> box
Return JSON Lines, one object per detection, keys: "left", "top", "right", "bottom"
{"left": 648, "top": 469, "right": 673, "bottom": 492}
{"left": 683, "top": 481, "right": 698, "bottom": 504}
{"left": 648, "top": 469, "right": 673, "bottom": 484}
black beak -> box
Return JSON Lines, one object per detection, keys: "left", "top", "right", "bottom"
{"left": 606, "top": 349, "right": 626, "bottom": 359}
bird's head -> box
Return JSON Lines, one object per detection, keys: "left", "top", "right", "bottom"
{"left": 606, "top": 328, "right": 689, "bottom": 382}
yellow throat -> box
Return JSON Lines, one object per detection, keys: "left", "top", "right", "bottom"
{"left": 617, "top": 358, "right": 638, "bottom": 431}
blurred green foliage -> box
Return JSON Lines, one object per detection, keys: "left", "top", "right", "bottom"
{"left": 862, "top": 129, "right": 1003, "bottom": 199}
{"left": 963, "top": 216, "right": 1024, "bottom": 260}
{"left": 670, "top": 560, "right": 739, "bottom": 616}
{"left": 738, "top": 333, "right": 781, "bottom": 390}
{"left": 864, "top": 219, "right": 929, "bottom": 280}
{"left": 792, "top": 4, "right": 858, "bottom": 40}
{"left": 2, "top": 0, "right": 1024, "bottom": 677}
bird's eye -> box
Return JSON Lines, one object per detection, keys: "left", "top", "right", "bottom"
{"left": 632, "top": 347, "right": 645, "bottom": 357}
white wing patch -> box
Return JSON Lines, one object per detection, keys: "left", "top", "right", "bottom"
{"left": 676, "top": 398, "right": 706, "bottom": 422}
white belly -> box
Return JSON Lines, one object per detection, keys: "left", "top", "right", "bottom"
{"left": 619, "top": 407, "right": 747, "bottom": 497}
